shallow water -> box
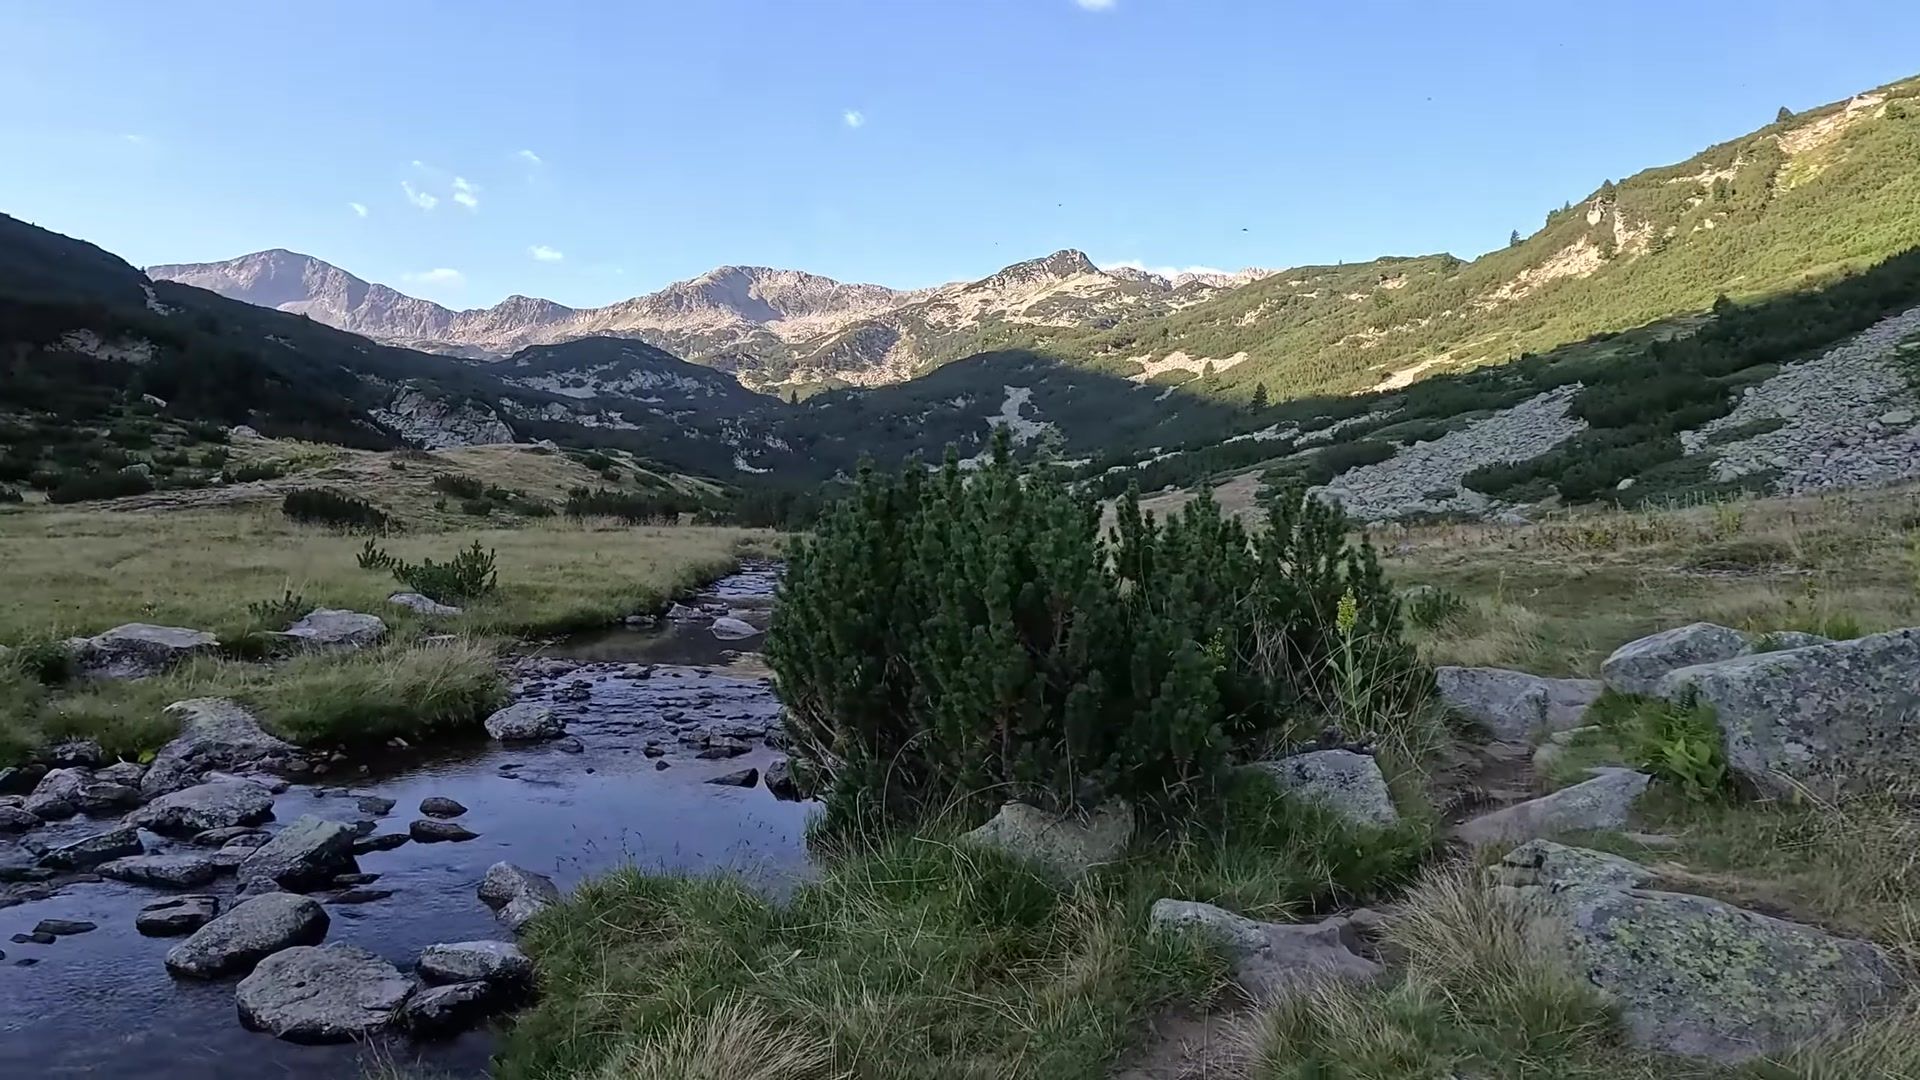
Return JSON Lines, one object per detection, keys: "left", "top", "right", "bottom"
{"left": 0, "top": 567, "right": 812, "bottom": 1079}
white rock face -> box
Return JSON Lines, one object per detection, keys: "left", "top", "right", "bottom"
{"left": 1314, "top": 386, "right": 1587, "bottom": 521}
{"left": 370, "top": 386, "right": 516, "bottom": 449}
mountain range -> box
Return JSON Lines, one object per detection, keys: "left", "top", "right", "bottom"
{"left": 149, "top": 248, "right": 1271, "bottom": 388}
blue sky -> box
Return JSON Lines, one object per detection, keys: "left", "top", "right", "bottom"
{"left": 3, "top": 1, "right": 1917, "bottom": 309}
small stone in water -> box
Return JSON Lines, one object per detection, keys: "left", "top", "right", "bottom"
{"left": 356, "top": 796, "right": 397, "bottom": 816}
{"left": 33, "top": 919, "right": 96, "bottom": 937}
{"left": 351, "top": 833, "right": 410, "bottom": 855}
{"left": 331, "top": 888, "right": 395, "bottom": 905}
{"left": 410, "top": 820, "right": 478, "bottom": 843}
{"left": 333, "top": 872, "right": 380, "bottom": 886}
{"left": 654, "top": 760, "right": 671, "bottom": 771}
{"left": 707, "top": 768, "right": 759, "bottom": 788}
{"left": 419, "top": 796, "right": 467, "bottom": 819}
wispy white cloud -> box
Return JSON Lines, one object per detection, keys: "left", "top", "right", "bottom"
{"left": 349, "top": 202, "right": 369, "bottom": 218}
{"left": 529, "top": 244, "right": 564, "bottom": 263}
{"left": 451, "top": 176, "right": 480, "bottom": 210}
{"left": 401, "top": 180, "right": 438, "bottom": 211}
{"left": 1104, "top": 259, "right": 1231, "bottom": 280}
{"left": 1074, "top": 0, "right": 1116, "bottom": 10}
{"left": 842, "top": 109, "right": 866, "bottom": 129}
{"left": 517, "top": 149, "right": 543, "bottom": 166}
{"left": 402, "top": 268, "right": 465, "bottom": 288}
{"left": 121, "top": 133, "right": 150, "bottom": 145}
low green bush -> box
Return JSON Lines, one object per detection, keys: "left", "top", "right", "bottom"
{"left": 385, "top": 540, "right": 499, "bottom": 602}
{"left": 246, "top": 588, "right": 309, "bottom": 630}
{"left": 431, "top": 472, "right": 486, "bottom": 499}
{"left": 281, "top": 487, "right": 390, "bottom": 532}
{"left": 564, "top": 486, "right": 693, "bottom": 524}
{"left": 44, "top": 469, "right": 153, "bottom": 504}
{"left": 1404, "top": 586, "right": 1467, "bottom": 629}
{"left": 769, "top": 435, "right": 1421, "bottom": 832}
{"left": 1589, "top": 691, "right": 1729, "bottom": 802}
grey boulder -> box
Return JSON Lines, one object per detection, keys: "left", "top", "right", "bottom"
{"left": 1434, "top": 666, "right": 1601, "bottom": 742}
{"left": 237, "top": 816, "right": 359, "bottom": 891}
{"left": 709, "top": 616, "right": 761, "bottom": 641}
{"left": 136, "top": 894, "right": 220, "bottom": 936}
{"left": 1150, "top": 899, "right": 1380, "bottom": 1002}
{"left": 1602, "top": 622, "right": 1750, "bottom": 696}
{"left": 93, "top": 760, "right": 147, "bottom": 787}
{"left": 418, "top": 796, "right": 467, "bottom": 819}
{"left": 236, "top": 943, "right": 414, "bottom": 1043}
{"left": 1497, "top": 841, "right": 1901, "bottom": 1063}
{"left": 165, "top": 892, "right": 329, "bottom": 977}
{"left": 0, "top": 806, "right": 40, "bottom": 832}
{"left": 478, "top": 862, "right": 560, "bottom": 932}
{"left": 1253, "top": 749, "right": 1398, "bottom": 826}
{"left": 399, "top": 980, "right": 501, "bottom": 1038}
{"left": 282, "top": 609, "right": 388, "bottom": 650}
{"left": 67, "top": 623, "right": 218, "bottom": 680}
{"left": 39, "top": 825, "right": 144, "bottom": 869}
{"left": 484, "top": 702, "right": 565, "bottom": 742}
{"left": 389, "top": 592, "right": 462, "bottom": 617}
{"left": 99, "top": 853, "right": 221, "bottom": 888}
{"left": 963, "top": 801, "right": 1133, "bottom": 880}
{"left": 73, "top": 781, "right": 142, "bottom": 813}
{"left": 141, "top": 698, "right": 298, "bottom": 797}
{"left": 409, "top": 819, "right": 478, "bottom": 843}
{"left": 23, "top": 768, "right": 88, "bottom": 820}
{"left": 1656, "top": 627, "right": 1920, "bottom": 797}
{"left": 1455, "top": 768, "right": 1650, "bottom": 848}
{"left": 129, "top": 778, "right": 276, "bottom": 836}
{"left": 417, "top": 939, "right": 534, "bottom": 986}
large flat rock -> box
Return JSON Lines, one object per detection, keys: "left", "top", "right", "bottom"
{"left": 236, "top": 943, "right": 414, "bottom": 1043}
{"left": 164, "top": 892, "right": 329, "bottom": 978}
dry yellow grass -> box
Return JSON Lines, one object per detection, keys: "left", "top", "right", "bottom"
{"left": 1384, "top": 484, "right": 1920, "bottom": 674}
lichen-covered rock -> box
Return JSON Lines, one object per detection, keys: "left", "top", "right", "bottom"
{"left": 389, "top": 592, "right": 462, "bottom": 617}
{"left": 478, "top": 862, "right": 560, "bottom": 932}
{"left": 1493, "top": 839, "right": 1654, "bottom": 892}
{"left": 237, "top": 943, "right": 414, "bottom": 1043}
{"left": 963, "top": 801, "right": 1133, "bottom": 879}
{"left": 237, "top": 816, "right": 359, "bottom": 891}
{"left": 23, "top": 768, "right": 88, "bottom": 820}
{"left": 66, "top": 623, "right": 218, "bottom": 680}
{"left": 1434, "top": 667, "right": 1601, "bottom": 742}
{"left": 1455, "top": 769, "right": 1650, "bottom": 848}
{"left": 141, "top": 698, "right": 299, "bottom": 797}
{"left": 484, "top": 702, "right": 565, "bottom": 742}
{"left": 128, "top": 778, "right": 276, "bottom": 836}
{"left": 1149, "top": 899, "right": 1380, "bottom": 1001}
{"left": 1497, "top": 842, "right": 1901, "bottom": 1063}
{"left": 1602, "top": 623, "right": 1750, "bottom": 696}
{"left": 282, "top": 609, "right": 387, "bottom": 650}
{"left": 165, "top": 892, "right": 329, "bottom": 977}
{"left": 1252, "top": 750, "right": 1398, "bottom": 826}
{"left": 38, "top": 825, "right": 144, "bottom": 869}
{"left": 417, "top": 939, "right": 534, "bottom": 986}
{"left": 98, "top": 853, "right": 221, "bottom": 888}
{"left": 1656, "top": 627, "right": 1920, "bottom": 797}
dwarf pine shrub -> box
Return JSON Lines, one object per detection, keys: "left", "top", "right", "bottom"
{"left": 768, "top": 434, "right": 1419, "bottom": 831}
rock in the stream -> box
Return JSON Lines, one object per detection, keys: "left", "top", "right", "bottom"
{"left": 400, "top": 980, "right": 502, "bottom": 1038}
{"left": 129, "top": 778, "right": 276, "bottom": 836}
{"left": 709, "top": 616, "right": 760, "bottom": 640}
{"left": 355, "top": 795, "right": 397, "bottom": 817}
{"left": 24, "top": 767, "right": 88, "bottom": 820}
{"left": 66, "top": 623, "right": 218, "bottom": 680}
{"left": 1434, "top": 667, "right": 1602, "bottom": 742}
{"left": 409, "top": 819, "right": 478, "bottom": 843}
{"left": 192, "top": 825, "right": 267, "bottom": 848}
{"left": 99, "top": 853, "right": 221, "bottom": 888}
{"left": 236, "top": 943, "right": 414, "bottom": 1043}
{"left": 389, "top": 592, "right": 462, "bottom": 617}
{"left": 136, "top": 895, "right": 220, "bottom": 936}
{"left": 1455, "top": 768, "right": 1651, "bottom": 848}
{"left": 1601, "top": 622, "right": 1751, "bottom": 696}
{"left": 165, "top": 892, "right": 329, "bottom": 978}
{"left": 1149, "top": 900, "right": 1380, "bottom": 1002}
{"left": 665, "top": 602, "right": 702, "bottom": 621}
{"left": 1656, "top": 627, "right": 1920, "bottom": 797}
{"left": 281, "top": 609, "right": 388, "bottom": 650}
{"left": 478, "top": 862, "right": 560, "bottom": 932}
{"left": 418, "top": 940, "right": 534, "bottom": 986}
{"left": 33, "top": 918, "right": 97, "bottom": 937}
{"left": 14, "top": 931, "right": 55, "bottom": 945}
{"left": 1252, "top": 750, "right": 1399, "bottom": 827}
{"left": 706, "top": 767, "right": 759, "bottom": 787}
{"left": 352, "top": 832, "right": 411, "bottom": 855}
{"left": 964, "top": 801, "right": 1133, "bottom": 880}
{"left": 39, "top": 825, "right": 144, "bottom": 870}
{"left": 331, "top": 887, "right": 395, "bottom": 905}
{"left": 0, "top": 806, "right": 39, "bottom": 833}
{"left": 141, "top": 699, "right": 299, "bottom": 797}
{"left": 484, "top": 702, "right": 566, "bottom": 742}
{"left": 763, "top": 758, "right": 802, "bottom": 801}
{"left": 418, "top": 796, "right": 467, "bottom": 819}
{"left": 697, "top": 738, "right": 751, "bottom": 760}
{"left": 1496, "top": 841, "right": 1902, "bottom": 1062}
{"left": 238, "top": 816, "right": 360, "bottom": 891}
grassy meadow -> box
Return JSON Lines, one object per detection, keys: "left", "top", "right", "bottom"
{"left": 0, "top": 439, "right": 776, "bottom": 765}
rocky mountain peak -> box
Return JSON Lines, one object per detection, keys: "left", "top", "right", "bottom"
{"left": 978, "top": 250, "right": 1101, "bottom": 290}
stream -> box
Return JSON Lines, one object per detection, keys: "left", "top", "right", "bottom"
{"left": 0, "top": 564, "right": 814, "bottom": 1079}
